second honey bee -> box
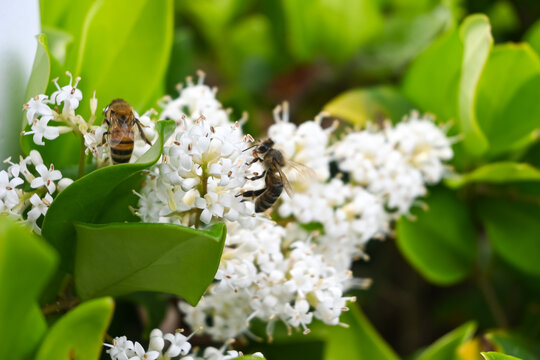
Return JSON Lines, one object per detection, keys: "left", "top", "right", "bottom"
{"left": 238, "top": 138, "right": 306, "bottom": 213}
{"left": 103, "top": 99, "right": 151, "bottom": 164}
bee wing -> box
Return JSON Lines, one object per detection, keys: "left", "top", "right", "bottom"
{"left": 287, "top": 160, "right": 317, "bottom": 182}
{"left": 107, "top": 116, "right": 133, "bottom": 147}
{"left": 275, "top": 161, "right": 294, "bottom": 198}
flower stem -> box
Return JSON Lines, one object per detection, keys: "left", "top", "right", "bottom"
{"left": 78, "top": 134, "right": 86, "bottom": 178}
{"left": 194, "top": 174, "right": 208, "bottom": 229}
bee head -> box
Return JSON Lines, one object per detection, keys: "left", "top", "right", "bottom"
{"left": 257, "top": 138, "right": 274, "bottom": 154}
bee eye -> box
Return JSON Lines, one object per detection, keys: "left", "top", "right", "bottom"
{"left": 258, "top": 145, "right": 268, "bottom": 152}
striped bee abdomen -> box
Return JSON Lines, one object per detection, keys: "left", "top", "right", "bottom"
{"left": 254, "top": 176, "right": 283, "bottom": 212}
{"left": 110, "top": 133, "right": 134, "bottom": 164}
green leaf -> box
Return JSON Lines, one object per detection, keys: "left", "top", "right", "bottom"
{"left": 475, "top": 44, "right": 540, "bottom": 155}
{"left": 0, "top": 216, "right": 58, "bottom": 357}
{"left": 446, "top": 162, "right": 540, "bottom": 188}
{"left": 478, "top": 199, "right": 540, "bottom": 277}
{"left": 22, "top": 34, "right": 51, "bottom": 113}
{"left": 524, "top": 19, "right": 540, "bottom": 56}
{"left": 281, "top": 0, "right": 382, "bottom": 63}
{"left": 457, "top": 14, "right": 492, "bottom": 157}
{"left": 74, "top": 222, "right": 226, "bottom": 305}
{"left": 415, "top": 322, "right": 477, "bottom": 360}
{"left": 323, "top": 86, "right": 415, "bottom": 126}
{"left": 236, "top": 356, "right": 267, "bottom": 360}
{"left": 482, "top": 352, "right": 523, "bottom": 360}
{"left": 311, "top": 305, "right": 400, "bottom": 360}
{"left": 401, "top": 28, "right": 462, "bottom": 122}
{"left": 41, "top": 120, "right": 175, "bottom": 272}
{"left": 44, "top": 0, "right": 174, "bottom": 168}
{"left": 396, "top": 187, "right": 477, "bottom": 285}
{"left": 35, "top": 297, "right": 114, "bottom": 360}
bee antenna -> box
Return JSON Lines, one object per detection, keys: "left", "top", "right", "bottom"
{"left": 243, "top": 144, "right": 257, "bottom": 152}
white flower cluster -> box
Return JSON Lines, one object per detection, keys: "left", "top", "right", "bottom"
{"left": 105, "top": 328, "right": 264, "bottom": 360}
{"left": 180, "top": 219, "right": 356, "bottom": 341}
{"left": 0, "top": 151, "right": 72, "bottom": 233}
{"left": 132, "top": 75, "right": 453, "bottom": 342}
{"left": 136, "top": 74, "right": 255, "bottom": 227}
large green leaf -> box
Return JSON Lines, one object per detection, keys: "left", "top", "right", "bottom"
{"left": 478, "top": 199, "right": 540, "bottom": 277}
{"left": 41, "top": 120, "right": 175, "bottom": 271}
{"left": 74, "top": 222, "right": 226, "bottom": 305}
{"left": 446, "top": 162, "right": 540, "bottom": 188}
{"left": 482, "top": 353, "right": 523, "bottom": 360}
{"left": 475, "top": 44, "right": 540, "bottom": 155}
{"left": 313, "top": 305, "right": 400, "bottom": 360}
{"left": 323, "top": 86, "right": 415, "bottom": 126}
{"left": 457, "top": 14, "right": 492, "bottom": 157}
{"left": 0, "top": 216, "right": 58, "bottom": 358}
{"left": 35, "top": 297, "right": 114, "bottom": 360}
{"left": 415, "top": 322, "right": 477, "bottom": 360}
{"left": 396, "top": 187, "right": 477, "bottom": 285}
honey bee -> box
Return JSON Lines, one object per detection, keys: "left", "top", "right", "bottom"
{"left": 238, "top": 138, "right": 310, "bottom": 213}
{"left": 103, "top": 99, "right": 151, "bottom": 164}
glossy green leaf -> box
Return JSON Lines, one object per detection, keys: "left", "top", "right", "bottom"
{"left": 281, "top": 0, "right": 382, "bottom": 63}
{"left": 41, "top": 120, "right": 175, "bottom": 271}
{"left": 312, "top": 305, "right": 400, "bottom": 360}
{"left": 479, "top": 199, "right": 540, "bottom": 277}
{"left": 401, "top": 28, "right": 462, "bottom": 122}
{"left": 415, "top": 322, "right": 477, "bottom": 360}
{"left": 74, "top": 222, "right": 226, "bottom": 305}
{"left": 482, "top": 352, "right": 523, "bottom": 360}
{"left": 22, "top": 34, "right": 51, "bottom": 114}
{"left": 13, "top": 304, "right": 47, "bottom": 359}
{"left": 396, "top": 187, "right": 477, "bottom": 285}
{"left": 485, "top": 331, "right": 537, "bottom": 360}
{"left": 0, "top": 216, "right": 57, "bottom": 357}
{"left": 45, "top": 0, "right": 173, "bottom": 168}
{"left": 446, "top": 162, "right": 540, "bottom": 188}
{"left": 475, "top": 44, "right": 540, "bottom": 155}
{"left": 236, "top": 356, "right": 267, "bottom": 360}
{"left": 35, "top": 297, "right": 114, "bottom": 360}
{"left": 524, "top": 19, "right": 540, "bottom": 56}
{"left": 323, "top": 86, "right": 415, "bottom": 125}
{"left": 457, "top": 14, "right": 492, "bottom": 157}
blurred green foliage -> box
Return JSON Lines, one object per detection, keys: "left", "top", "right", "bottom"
{"left": 7, "top": 0, "right": 540, "bottom": 359}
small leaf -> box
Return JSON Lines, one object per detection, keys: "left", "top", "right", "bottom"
{"left": 236, "top": 356, "right": 267, "bottom": 360}
{"left": 524, "top": 19, "right": 540, "bottom": 56}
{"left": 396, "top": 187, "right": 477, "bottom": 285}
{"left": 481, "top": 352, "right": 523, "bottom": 360}
{"left": 478, "top": 199, "right": 540, "bottom": 277}
{"left": 475, "top": 44, "right": 540, "bottom": 155}
{"left": 485, "top": 331, "right": 537, "bottom": 360}
{"left": 0, "top": 216, "right": 58, "bottom": 358}
{"left": 415, "top": 322, "right": 477, "bottom": 360}
{"left": 311, "top": 305, "right": 400, "bottom": 360}
{"left": 457, "top": 14, "right": 492, "bottom": 157}
{"left": 446, "top": 162, "right": 540, "bottom": 188}
{"left": 35, "top": 297, "right": 114, "bottom": 360}
{"left": 41, "top": 120, "right": 175, "bottom": 272}
{"left": 323, "top": 86, "right": 415, "bottom": 126}
{"left": 74, "top": 222, "right": 226, "bottom": 305}
{"left": 401, "top": 28, "right": 462, "bottom": 122}
{"left": 22, "top": 34, "right": 51, "bottom": 114}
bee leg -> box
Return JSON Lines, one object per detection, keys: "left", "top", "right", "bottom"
{"left": 103, "top": 118, "right": 111, "bottom": 126}
{"left": 245, "top": 171, "right": 266, "bottom": 181}
{"left": 236, "top": 188, "right": 265, "bottom": 199}
{"left": 246, "top": 157, "right": 262, "bottom": 166}
{"left": 101, "top": 131, "right": 110, "bottom": 146}
{"left": 135, "top": 118, "right": 152, "bottom": 146}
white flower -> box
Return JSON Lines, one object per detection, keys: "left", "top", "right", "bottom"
{"left": 164, "top": 332, "right": 192, "bottom": 357}
{"left": 50, "top": 72, "right": 83, "bottom": 112}
{"left": 0, "top": 170, "right": 23, "bottom": 209}
{"left": 27, "top": 193, "right": 53, "bottom": 222}
{"left": 30, "top": 163, "right": 62, "bottom": 193}
{"left": 104, "top": 336, "right": 135, "bottom": 360}
{"left": 25, "top": 115, "right": 60, "bottom": 145}
{"left": 129, "top": 342, "right": 159, "bottom": 360}
{"left": 24, "top": 94, "right": 53, "bottom": 125}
